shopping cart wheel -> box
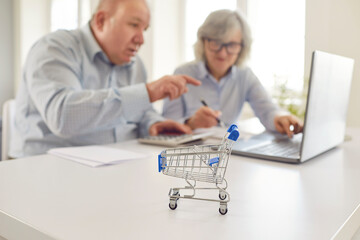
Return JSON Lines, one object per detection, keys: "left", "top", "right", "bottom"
{"left": 169, "top": 202, "right": 178, "bottom": 210}
{"left": 219, "top": 207, "right": 228, "bottom": 215}
{"left": 219, "top": 192, "right": 227, "bottom": 200}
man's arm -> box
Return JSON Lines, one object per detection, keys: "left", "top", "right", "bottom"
{"left": 146, "top": 75, "right": 201, "bottom": 102}
{"left": 25, "top": 39, "right": 153, "bottom": 138}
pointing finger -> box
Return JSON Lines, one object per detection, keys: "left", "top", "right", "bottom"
{"left": 180, "top": 75, "right": 202, "bottom": 86}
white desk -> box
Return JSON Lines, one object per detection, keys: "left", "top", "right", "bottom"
{"left": 0, "top": 128, "right": 360, "bottom": 240}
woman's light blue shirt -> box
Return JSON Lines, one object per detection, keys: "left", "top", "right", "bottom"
{"left": 163, "top": 61, "right": 282, "bottom": 131}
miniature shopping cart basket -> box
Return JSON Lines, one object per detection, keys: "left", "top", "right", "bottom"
{"left": 157, "top": 124, "right": 239, "bottom": 215}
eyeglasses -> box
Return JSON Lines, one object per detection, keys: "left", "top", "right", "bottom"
{"left": 205, "top": 38, "right": 243, "bottom": 55}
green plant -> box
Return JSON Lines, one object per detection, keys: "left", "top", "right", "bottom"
{"left": 271, "top": 74, "right": 308, "bottom": 121}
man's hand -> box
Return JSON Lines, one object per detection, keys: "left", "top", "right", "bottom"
{"left": 149, "top": 120, "right": 192, "bottom": 136}
{"left": 274, "top": 115, "right": 303, "bottom": 138}
{"left": 185, "top": 106, "right": 221, "bottom": 130}
{"left": 146, "top": 75, "right": 201, "bottom": 102}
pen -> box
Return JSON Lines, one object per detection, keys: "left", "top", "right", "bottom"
{"left": 200, "top": 99, "right": 226, "bottom": 128}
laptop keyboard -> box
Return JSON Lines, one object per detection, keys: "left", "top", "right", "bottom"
{"left": 249, "top": 139, "right": 301, "bottom": 157}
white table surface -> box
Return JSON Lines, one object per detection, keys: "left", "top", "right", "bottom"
{"left": 0, "top": 128, "right": 360, "bottom": 240}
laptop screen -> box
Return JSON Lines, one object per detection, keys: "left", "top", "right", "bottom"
{"left": 300, "top": 51, "right": 354, "bottom": 161}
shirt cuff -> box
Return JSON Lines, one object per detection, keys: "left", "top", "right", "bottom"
{"left": 142, "top": 114, "right": 165, "bottom": 137}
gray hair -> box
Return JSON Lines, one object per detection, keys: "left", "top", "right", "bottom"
{"left": 194, "top": 9, "right": 252, "bottom": 67}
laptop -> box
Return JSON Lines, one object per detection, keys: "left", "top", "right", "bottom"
{"left": 232, "top": 50, "right": 354, "bottom": 163}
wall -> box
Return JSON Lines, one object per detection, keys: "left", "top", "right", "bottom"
{"left": 0, "top": 0, "right": 14, "bottom": 115}
{"left": 138, "top": 0, "right": 184, "bottom": 112}
{"left": 137, "top": 0, "right": 155, "bottom": 84}
{"left": 305, "top": 0, "right": 360, "bottom": 127}
{"left": 14, "top": 0, "right": 51, "bottom": 92}
{"left": 151, "top": 0, "right": 184, "bottom": 80}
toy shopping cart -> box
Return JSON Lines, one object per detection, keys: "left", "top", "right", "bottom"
{"left": 158, "top": 124, "right": 239, "bottom": 215}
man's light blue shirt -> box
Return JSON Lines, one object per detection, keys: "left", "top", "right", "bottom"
{"left": 162, "top": 61, "right": 283, "bottom": 131}
{"left": 10, "top": 24, "right": 163, "bottom": 157}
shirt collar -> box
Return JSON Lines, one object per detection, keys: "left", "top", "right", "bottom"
{"left": 80, "top": 23, "right": 103, "bottom": 62}
{"left": 198, "top": 61, "right": 236, "bottom": 83}
{"left": 198, "top": 61, "right": 210, "bottom": 79}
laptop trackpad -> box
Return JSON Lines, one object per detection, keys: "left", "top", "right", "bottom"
{"left": 235, "top": 132, "right": 287, "bottom": 149}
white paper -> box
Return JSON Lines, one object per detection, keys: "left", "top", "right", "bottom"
{"left": 48, "top": 145, "right": 148, "bottom": 167}
{"left": 194, "top": 126, "right": 225, "bottom": 140}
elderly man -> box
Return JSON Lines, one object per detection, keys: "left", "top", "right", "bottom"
{"left": 10, "top": 0, "right": 200, "bottom": 157}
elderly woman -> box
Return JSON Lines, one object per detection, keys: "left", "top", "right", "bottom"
{"left": 162, "top": 9, "right": 302, "bottom": 137}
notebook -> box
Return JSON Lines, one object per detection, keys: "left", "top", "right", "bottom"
{"left": 232, "top": 50, "right": 354, "bottom": 163}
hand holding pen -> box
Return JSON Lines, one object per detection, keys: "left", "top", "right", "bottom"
{"left": 184, "top": 99, "right": 226, "bottom": 129}
{"left": 200, "top": 99, "right": 226, "bottom": 128}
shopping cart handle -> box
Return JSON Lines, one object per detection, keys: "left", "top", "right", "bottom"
{"left": 228, "top": 129, "right": 240, "bottom": 141}
{"left": 227, "top": 124, "right": 238, "bottom": 133}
